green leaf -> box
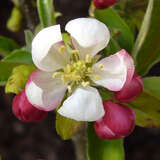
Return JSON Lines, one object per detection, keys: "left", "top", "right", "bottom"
{"left": 3, "top": 49, "right": 33, "bottom": 64}
{"left": 24, "top": 30, "right": 34, "bottom": 52}
{"left": 94, "top": 8, "right": 134, "bottom": 52}
{"left": 0, "top": 61, "right": 19, "bottom": 85}
{"left": 87, "top": 123, "right": 125, "bottom": 160}
{"left": 98, "top": 87, "right": 114, "bottom": 101}
{"left": 37, "top": 0, "right": 56, "bottom": 28}
{"left": 128, "top": 77, "right": 160, "bottom": 128}
{"left": 56, "top": 113, "right": 83, "bottom": 140}
{"left": 0, "top": 36, "right": 20, "bottom": 56}
{"left": 5, "top": 65, "right": 36, "bottom": 94}
{"left": 132, "top": 0, "right": 160, "bottom": 76}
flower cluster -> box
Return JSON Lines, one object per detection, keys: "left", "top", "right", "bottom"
{"left": 12, "top": 18, "right": 143, "bottom": 139}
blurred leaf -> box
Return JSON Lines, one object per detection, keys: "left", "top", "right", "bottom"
{"left": 24, "top": 30, "right": 34, "bottom": 52}
{"left": 128, "top": 77, "right": 160, "bottom": 128}
{"left": 0, "top": 36, "right": 20, "bottom": 56}
{"left": 56, "top": 113, "right": 83, "bottom": 140}
{"left": 5, "top": 65, "right": 36, "bottom": 94}
{"left": 87, "top": 123, "right": 125, "bottom": 160}
{"left": 98, "top": 87, "right": 114, "bottom": 101}
{"left": 132, "top": 0, "right": 160, "bottom": 76}
{"left": 94, "top": 8, "right": 134, "bottom": 52}
{"left": 37, "top": 0, "right": 56, "bottom": 28}
{"left": 0, "top": 61, "right": 19, "bottom": 85}
{"left": 3, "top": 49, "right": 33, "bottom": 64}
{"left": 7, "top": 7, "right": 23, "bottom": 32}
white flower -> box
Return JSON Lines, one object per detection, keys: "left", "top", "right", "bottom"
{"left": 25, "top": 18, "right": 135, "bottom": 121}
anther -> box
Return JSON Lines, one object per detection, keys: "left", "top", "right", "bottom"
{"left": 52, "top": 72, "right": 62, "bottom": 78}
{"left": 86, "top": 54, "right": 91, "bottom": 63}
{"left": 71, "top": 49, "right": 80, "bottom": 55}
{"left": 67, "top": 85, "right": 72, "bottom": 93}
{"left": 99, "top": 64, "right": 103, "bottom": 69}
{"left": 94, "top": 75, "right": 101, "bottom": 80}
{"left": 81, "top": 81, "right": 90, "bottom": 87}
{"left": 58, "top": 45, "right": 66, "bottom": 53}
{"left": 87, "top": 67, "right": 93, "bottom": 73}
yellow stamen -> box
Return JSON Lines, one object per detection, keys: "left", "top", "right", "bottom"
{"left": 99, "top": 64, "right": 103, "bottom": 69}
{"left": 67, "top": 85, "right": 72, "bottom": 93}
{"left": 81, "top": 81, "right": 90, "bottom": 87}
{"left": 52, "top": 72, "right": 62, "bottom": 78}
{"left": 87, "top": 67, "right": 93, "bottom": 73}
{"left": 64, "top": 64, "right": 72, "bottom": 73}
{"left": 85, "top": 54, "right": 91, "bottom": 63}
{"left": 70, "top": 74, "right": 81, "bottom": 81}
{"left": 71, "top": 49, "right": 79, "bottom": 55}
{"left": 58, "top": 45, "right": 66, "bottom": 53}
{"left": 94, "top": 75, "right": 101, "bottom": 80}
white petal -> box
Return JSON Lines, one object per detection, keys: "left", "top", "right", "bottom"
{"left": 58, "top": 86, "right": 105, "bottom": 121}
{"left": 65, "top": 18, "right": 110, "bottom": 59}
{"left": 91, "top": 49, "right": 135, "bottom": 91}
{"left": 32, "top": 25, "right": 69, "bottom": 72}
{"left": 25, "top": 70, "right": 67, "bottom": 111}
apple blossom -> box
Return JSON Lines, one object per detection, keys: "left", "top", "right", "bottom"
{"left": 115, "top": 72, "right": 143, "bottom": 103}
{"left": 25, "top": 18, "right": 135, "bottom": 122}
{"left": 94, "top": 100, "right": 136, "bottom": 140}
{"left": 93, "top": 0, "right": 118, "bottom": 10}
{"left": 12, "top": 91, "right": 48, "bottom": 122}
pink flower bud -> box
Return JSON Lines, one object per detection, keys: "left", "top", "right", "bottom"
{"left": 94, "top": 100, "right": 136, "bottom": 140}
{"left": 115, "top": 72, "right": 143, "bottom": 103}
{"left": 93, "top": 0, "right": 118, "bottom": 9}
{"left": 12, "top": 91, "right": 48, "bottom": 122}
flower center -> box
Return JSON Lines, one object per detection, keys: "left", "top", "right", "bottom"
{"left": 52, "top": 45, "right": 103, "bottom": 93}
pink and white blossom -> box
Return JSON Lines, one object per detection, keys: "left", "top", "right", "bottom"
{"left": 25, "top": 18, "right": 135, "bottom": 121}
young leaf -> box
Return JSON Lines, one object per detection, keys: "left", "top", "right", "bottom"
{"left": 37, "top": 0, "right": 56, "bottom": 28}
{"left": 5, "top": 65, "right": 36, "bottom": 94}
{"left": 3, "top": 49, "right": 33, "bottom": 64}
{"left": 0, "top": 61, "right": 19, "bottom": 85}
{"left": 132, "top": 0, "right": 160, "bottom": 76}
{"left": 128, "top": 77, "right": 160, "bottom": 128}
{"left": 0, "top": 36, "right": 20, "bottom": 56}
{"left": 94, "top": 8, "right": 134, "bottom": 52}
{"left": 56, "top": 113, "right": 83, "bottom": 140}
{"left": 87, "top": 123, "right": 125, "bottom": 160}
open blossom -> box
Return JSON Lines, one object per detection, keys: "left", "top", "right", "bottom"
{"left": 94, "top": 100, "right": 136, "bottom": 140}
{"left": 12, "top": 91, "right": 48, "bottom": 122}
{"left": 25, "top": 18, "right": 135, "bottom": 122}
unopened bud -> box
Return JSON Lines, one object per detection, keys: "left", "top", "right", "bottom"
{"left": 94, "top": 100, "right": 136, "bottom": 140}
{"left": 12, "top": 91, "right": 48, "bottom": 122}
{"left": 115, "top": 72, "right": 143, "bottom": 103}
{"left": 93, "top": 0, "right": 118, "bottom": 10}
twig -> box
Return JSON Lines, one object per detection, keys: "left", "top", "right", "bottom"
{"left": 18, "top": 0, "right": 38, "bottom": 31}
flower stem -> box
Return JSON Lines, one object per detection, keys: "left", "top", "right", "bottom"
{"left": 72, "top": 125, "right": 87, "bottom": 160}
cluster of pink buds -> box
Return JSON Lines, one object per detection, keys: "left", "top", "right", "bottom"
{"left": 93, "top": 0, "right": 118, "bottom": 9}
{"left": 94, "top": 72, "right": 143, "bottom": 140}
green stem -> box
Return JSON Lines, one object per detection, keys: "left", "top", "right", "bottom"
{"left": 72, "top": 125, "right": 87, "bottom": 160}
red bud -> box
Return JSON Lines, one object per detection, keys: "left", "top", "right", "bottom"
{"left": 93, "top": 0, "right": 118, "bottom": 9}
{"left": 94, "top": 100, "right": 136, "bottom": 140}
{"left": 115, "top": 72, "right": 143, "bottom": 103}
{"left": 12, "top": 91, "right": 48, "bottom": 122}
